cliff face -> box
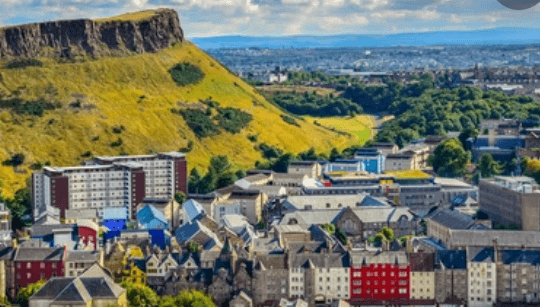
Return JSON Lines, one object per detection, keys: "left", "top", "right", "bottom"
{"left": 0, "top": 9, "right": 184, "bottom": 59}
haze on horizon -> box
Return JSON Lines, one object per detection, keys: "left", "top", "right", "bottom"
{"left": 1, "top": 0, "right": 540, "bottom": 38}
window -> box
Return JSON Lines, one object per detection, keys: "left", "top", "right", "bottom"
{"left": 52, "top": 263, "right": 56, "bottom": 269}
{"left": 41, "top": 263, "right": 45, "bottom": 269}
{"left": 26, "top": 263, "right": 31, "bottom": 269}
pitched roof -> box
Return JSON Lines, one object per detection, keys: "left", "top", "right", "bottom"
{"left": 448, "top": 230, "right": 540, "bottom": 249}
{"left": 137, "top": 205, "right": 168, "bottom": 229}
{"left": 31, "top": 278, "right": 77, "bottom": 300}
{"left": 468, "top": 247, "right": 495, "bottom": 263}
{"left": 53, "top": 278, "right": 91, "bottom": 303}
{"left": 14, "top": 247, "right": 64, "bottom": 262}
{"left": 64, "top": 208, "right": 98, "bottom": 220}
{"left": 183, "top": 199, "right": 206, "bottom": 224}
{"left": 229, "top": 190, "right": 263, "bottom": 200}
{"left": 437, "top": 250, "right": 467, "bottom": 269}
{"left": 255, "top": 254, "right": 287, "bottom": 270}
{"left": 350, "top": 251, "right": 408, "bottom": 267}
{"left": 500, "top": 250, "right": 540, "bottom": 265}
{"left": 427, "top": 208, "right": 474, "bottom": 230}
{"left": 409, "top": 252, "right": 435, "bottom": 272}
{"left": 29, "top": 224, "right": 75, "bottom": 237}
{"left": 65, "top": 251, "right": 100, "bottom": 262}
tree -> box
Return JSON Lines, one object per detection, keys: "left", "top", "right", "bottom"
{"left": 374, "top": 226, "right": 395, "bottom": 243}
{"left": 329, "top": 148, "right": 343, "bottom": 162}
{"left": 17, "top": 279, "right": 46, "bottom": 307}
{"left": 458, "top": 127, "right": 479, "bottom": 150}
{"left": 174, "top": 191, "right": 186, "bottom": 205}
{"left": 188, "top": 168, "right": 202, "bottom": 194}
{"left": 122, "top": 282, "right": 159, "bottom": 307}
{"left": 478, "top": 154, "right": 501, "bottom": 178}
{"left": 159, "top": 290, "right": 215, "bottom": 307}
{"left": 432, "top": 138, "right": 470, "bottom": 178}
{"left": 526, "top": 159, "right": 540, "bottom": 175}
{"left": 188, "top": 242, "right": 200, "bottom": 253}
{"left": 3, "top": 153, "right": 25, "bottom": 167}
{"left": 272, "top": 153, "right": 295, "bottom": 173}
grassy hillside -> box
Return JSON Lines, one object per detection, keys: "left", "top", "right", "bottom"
{"left": 0, "top": 42, "right": 358, "bottom": 196}
{"left": 305, "top": 115, "right": 375, "bottom": 147}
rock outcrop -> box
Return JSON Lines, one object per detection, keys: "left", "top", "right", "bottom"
{"left": 0, "top": 8, "right": 184, "bottom": 59}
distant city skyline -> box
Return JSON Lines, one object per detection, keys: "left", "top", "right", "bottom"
{"left": 1, "top": 0, "right": 540, "bottom": 38}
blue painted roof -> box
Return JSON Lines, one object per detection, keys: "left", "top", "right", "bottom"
{"left": 137, "top": 205, "right": 168, "bottom": 230}
{"left": 183, "top": 199, "right": 205, "bottom": 223}
{"left": 470, "top": 247, "right": 495, "bottom": 262}
{"left": 437, "top": 250, "right": 467, "bottom": 269}
{"left": 102, "top": 207, "right": 128, "bottom": 220}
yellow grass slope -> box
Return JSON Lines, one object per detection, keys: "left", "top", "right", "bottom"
{"left": 0, "top": 42, "right": 357, "bottom": 196}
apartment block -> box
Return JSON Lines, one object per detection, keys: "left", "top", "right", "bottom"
{"left": 479, "top": 176, "right": 540, "bottom": 230}
{"left": 32, "top": 152, "right": 187, "bottom": 220}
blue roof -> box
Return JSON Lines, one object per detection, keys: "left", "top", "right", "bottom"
{"left": 501, "top": 250, "right": 540, "bottom": 265}
{"left": 183, "top": 199, "right": 205, "bottom": 223}
{"left": 175, "top": 221, "right": 201, "bottom": 243}
{"left": 470, "top": 247, "right": 495, "bottom": 262}
{"left": 102, "top": 207, "right": 128, "bottom": 220}
{"left": 137, "top": 205, "right": 168, "bottom": 230}
{"left": 437, "top": 250, "right": 467, "bottom": 269}
{"left": 451, "top": 195, "right": 468, "bottom": 206}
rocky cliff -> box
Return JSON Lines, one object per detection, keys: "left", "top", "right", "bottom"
{"left": 0, "top": 8, "right": 184, "bottom": 59}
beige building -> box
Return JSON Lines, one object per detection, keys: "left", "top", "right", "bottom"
{"left": 289, "top": 253, "right": 350, "bottom": 304}
{"left": 425, "top": 208, "right": 488, "bottom": 247}
{"left": 467, "top": 248, "right": 496, "bottom": 307}
{"left": 274, "top": 225, "right": 311, "bottom": 247}
{"left": 385, "top": 153, "right": 417, "bottom": 171}
{"left": 229, "top": 291, "right": 253, "bottom": 307}
{"left": 410, "top": 253, "right": 435, "bottom": 301}
{"left": 288, "top": 161, "right": 322, "bottom": 178}
{"left": 479, "top": 176, "right": 540, "bottom": 230}
{"left": 371, "top": 143, "right": 399, "bottom": 156}
{"left": 64, "top": 250, "right": 102, "bottom": 277}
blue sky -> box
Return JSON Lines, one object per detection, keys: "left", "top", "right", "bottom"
{"left": 1, "top": 0, "right": 540, "bottom": 37}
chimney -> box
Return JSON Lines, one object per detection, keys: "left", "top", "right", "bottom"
{"left": 493, "top": 239, "right": 499, "bottom": 263}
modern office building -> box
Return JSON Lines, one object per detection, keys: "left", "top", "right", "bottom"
{"left": 32, "top": 152, "right": 187, "bottom": 220}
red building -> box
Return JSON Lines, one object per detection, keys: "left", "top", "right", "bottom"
{"left": 350, "top": 252, "right": 410, "bottom": 304}
{"left": 13, "top": 247, "right": 64, "bottom": 290}
{"left": 77, "top": 220, "right": 98, "bottom": 250}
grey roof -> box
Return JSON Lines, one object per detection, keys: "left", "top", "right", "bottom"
{"left": 468, "top": 247, "right": 495, "bottom": 263}
{"left": 29, "top": 224, "right": 75, "bottom": 237}
{"left": 255, "top": 254, "right": 287, "bottom": 269}
{"left": 448, "top": 230, "right": 540, "bottom": 248}
{"left": 31, "top": 278, "right": 77, "bottom": 299}
{"left": 283, "top": 194, "right": 389, "bottom": 211}
{"left": 240, "top": 174, "right": 271, "bottom": 183}
{"left": 350, "top": 251, "right": 408, "bottom": 267}
{"left": 280, "top": 206, "right": 412, "bottom": 226}
{"left": 65, "top": 209, "right": 98, "bottom": 220}
{"left": 289, "top": 252, "right": 348, "bottom": 268}
{"left": 15, "top": 247, "right": 64, "bottom": 262}
{"left": 30, "top": 276, "right": 124, "bottom": 303}
{"left": 53, "top": 278, "right": 91, "bottom": 303}
{"left": 65, "top": 251, "right": 100, "bottom": 262}
{"left": 427, "top": 208, "right": 474, "bottom": 230}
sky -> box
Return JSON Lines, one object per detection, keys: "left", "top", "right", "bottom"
{"left": 1, "top": 0, "right": 540, "bottom": 38}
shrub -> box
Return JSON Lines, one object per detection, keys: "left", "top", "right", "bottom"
{"left": 110, "top": 138, "right": 123, "bottom": 147}
{"left": 281, "top": 114, "right": 300, "bottom": 127}
{"left": 5, "top": 59, "right": 43, "bottom": 69}
{"left": 168, "top": 63, "right": 205, "bottom": 86}
{"left": 112, "top": 125, "right": 125, "bottom": 134}
{"left": 179, "top": 109, "right": 220, "bottom": 138}
{"left": 257, "top": 143, "right": 282, "bottom": 159}
{"left": 81, "top": 151, "right": 92, "bottom": 158}
{"left": 215, "top": 107, "right": 253, "bottom": 134}
{"left": 247, "top": 134, "right": 259, "bottom": 143}
{"left": 3, "top": 153, "right": 25, "bottom": 167}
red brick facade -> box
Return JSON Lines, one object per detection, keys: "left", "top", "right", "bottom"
{"left": 78, "top": 226, "right": 97, "bottom": 250}
{"left": 174, "top": 158, "right": 188, "bottom": 194}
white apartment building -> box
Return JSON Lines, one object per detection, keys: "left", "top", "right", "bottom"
{"left": 32, "top": 152, "right": 187, "bottom": 221}
{"left": 289, "top": 267, "right": 306, "bottom": 299}
{"left": 314, "top": 266, "right": 350, "bottom": 302}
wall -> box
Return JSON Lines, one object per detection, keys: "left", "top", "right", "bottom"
{"left": 15, "top": 260, "right": 64, "bottom": 289}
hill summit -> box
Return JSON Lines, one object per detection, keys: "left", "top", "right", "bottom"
{"left": 0, "top": 9, "right": 183, "bottom": 59}
{"left": 0, "top": 9, "right": 362, "bottom": 197}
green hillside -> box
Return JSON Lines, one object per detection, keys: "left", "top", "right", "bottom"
{"left": 0, "top": 42, "right": 360, "bottom": 196}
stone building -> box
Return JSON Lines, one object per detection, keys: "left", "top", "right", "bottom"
{"left": 497, "top": 250, "right": 540, "bottom": 304}
{"left": 435, "top": 250, "right": 468, "bottom": 305}
{"left": 252, "top": 254, "right": 289, "bottom": 305}
{"left": 468, "top": 248, "right": 496, "bottom": 307}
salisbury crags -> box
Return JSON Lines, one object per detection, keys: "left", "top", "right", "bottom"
{"left": 0, "top": 9, "right": 184, "bottom": 59}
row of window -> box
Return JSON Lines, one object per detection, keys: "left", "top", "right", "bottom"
{"left": 17, "top": 262, "right": 57, "bottom": 269}
{"left": 352, "top": 288, "right": 407, "bottom": 295}
{"left": 352, "top": 280, "right": 407, "bottom": 286}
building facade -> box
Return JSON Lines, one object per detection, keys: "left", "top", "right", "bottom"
{"left": 32, "top": 152, "right": 187, "bottom": 220}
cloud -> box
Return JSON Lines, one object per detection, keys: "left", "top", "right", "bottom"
{"left": 0, "top": 0, "right": 538, "bottom": 37}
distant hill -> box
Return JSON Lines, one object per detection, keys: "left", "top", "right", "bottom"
{"left": 191, "top": 28, "right": 540, "bottom": 49}
{"left": 0, "top": 10, "right": 357, "bottom": 197}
